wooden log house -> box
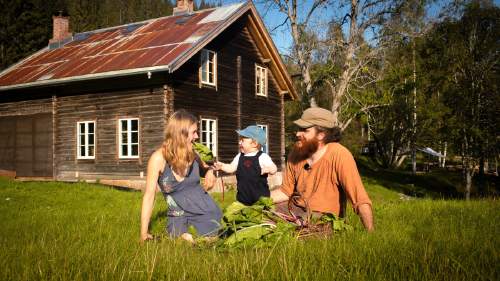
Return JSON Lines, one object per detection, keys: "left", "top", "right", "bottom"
{"left": 0, "top": 1, "right": 297, "bottom": 189}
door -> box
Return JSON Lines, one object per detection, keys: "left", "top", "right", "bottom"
{"left": 0, "top": 114, "right": 53, "bottom": 177}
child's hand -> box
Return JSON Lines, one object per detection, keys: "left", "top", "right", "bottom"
{"left": 213, "top": 161, "right": 224, "bottom": 171}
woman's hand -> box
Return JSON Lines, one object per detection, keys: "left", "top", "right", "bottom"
{"left": 140, "top": 233, "right": 154, "bottom": 242}
{"left": 203, "top": 169, "right": 216, "bottom": 191}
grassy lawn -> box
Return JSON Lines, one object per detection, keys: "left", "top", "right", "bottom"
{"left": 0, "top": 176, "right": 498, "bottom": 281}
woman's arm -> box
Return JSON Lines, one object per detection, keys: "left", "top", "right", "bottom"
{"left": 195, "top": 154, "right": 211, "bottom": 177}
{"left": 203, "top": 169, "right": 216, "bottom": 191}
{"left": 194, "top": 154, "right": 216, "bottom": 191}
{"left": 140, "top": 150, "right": 164, "bottom": 241}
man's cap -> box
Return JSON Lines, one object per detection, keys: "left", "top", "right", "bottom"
{"left": 236, "top": 125, "right": 266, "bottom": 146}
{"left": 294, "top": 107, "right": 335, "bottom": 129}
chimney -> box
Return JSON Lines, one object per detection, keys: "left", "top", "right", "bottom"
{"left": 173, "top": 0, "right": 194, "bottom": 15}
{"left": 49, "top": 12, "right": 72, "bottom": 44}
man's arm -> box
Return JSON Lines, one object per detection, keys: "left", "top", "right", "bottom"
{"left": 357, "top": 203, "right": 374, "bottom": 231}
{"left": 335, "top": 146, "right": 374, "bottom": 231}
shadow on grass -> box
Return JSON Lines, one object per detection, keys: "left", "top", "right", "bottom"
{"left": 357, "top": 159, "right": 462, "bottom": 199}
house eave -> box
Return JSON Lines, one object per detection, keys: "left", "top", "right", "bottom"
{"left": 0, "top": 65, "right": 170, "bottom": 91}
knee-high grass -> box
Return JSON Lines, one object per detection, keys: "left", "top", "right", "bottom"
{"left": 0, "top": 177, "right": 498, "bottom": 281}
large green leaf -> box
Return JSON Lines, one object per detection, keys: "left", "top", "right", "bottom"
{"left": 193, "top": 142, "right": 214, "bottom": 162}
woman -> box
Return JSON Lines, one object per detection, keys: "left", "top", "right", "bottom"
{"left": 140, "top": 109, "right": 222, "bottom": 241}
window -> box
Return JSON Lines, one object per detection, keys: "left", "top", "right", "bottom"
{"left": 77, "top": 121, "right": 95, "bottom": 159}
{"left": 255, "top": 64, "right": 268, "bottom": 97}
{"left": 257, "top": 124, "right": 268, "bottom": 153}
{"left": 200, "top": 118, "right": 217, "bottom": 156}
{"left": 119, "top": 118, "right": 139, "bottom": 158}
{"left": 200, "top": 49, "right": 217, "bottom": 86}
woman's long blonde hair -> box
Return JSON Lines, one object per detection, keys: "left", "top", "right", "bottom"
{"left": 162, "top": 109, "right": 197, "bottom": 177}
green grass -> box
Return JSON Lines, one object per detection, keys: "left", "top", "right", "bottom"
{"left": 0, "top": 176, "right": 498, "bottom": 281}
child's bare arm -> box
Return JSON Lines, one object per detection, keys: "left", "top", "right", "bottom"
{"left": 214, "top": 161, "right": 237, "bottom": 173}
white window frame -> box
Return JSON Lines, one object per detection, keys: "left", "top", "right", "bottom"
{"left": 255, "top": 64, "right": 268, "bottom": 97}
{"left": 200, "top": 49, "right": 217, "bottom": 86}
{"left": 257, "top": 124, "right": 268, "bottom": 154}
{"left": 118, "top": 118, "right": 139, "bottom": 159}
{"left": 77, "top": 121, "right": 96, "bottom": 159}
{"left": 200, "top": 118, "right": 218, "bottom": 157}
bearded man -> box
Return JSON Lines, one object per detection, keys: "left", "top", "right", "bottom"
{"left": 271, "top": 107, "right": 374, "bottom": 231}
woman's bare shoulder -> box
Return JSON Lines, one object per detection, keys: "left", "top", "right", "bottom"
{"left": 149, "top": 149, "right": 165, "bottom": 166}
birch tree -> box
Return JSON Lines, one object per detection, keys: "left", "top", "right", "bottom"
{"left": 263, "top": 0, "right": 405, "bottom": 131}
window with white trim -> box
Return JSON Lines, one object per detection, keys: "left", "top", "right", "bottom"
{"left": 200, "top": 49, "right": 217, "bottom": 86}
{"left": 119, "top": 118, "right": 139, "bottom": 158}
{"left": 257, "top": 124, "right": 268, "bottom": 154}
{"left": 200, "top": 118, "right": 217, "bottom": 157}
{"left": 255, "top": 64, "right": 268, "bottom": 96}
{"left": 77, "top": 121, "right": 95, "bottom": 159}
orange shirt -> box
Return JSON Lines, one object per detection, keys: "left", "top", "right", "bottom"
{"left": 280, "top": 142, "right": 372, "bottom": 215}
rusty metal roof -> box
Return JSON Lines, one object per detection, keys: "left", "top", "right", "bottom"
{"left": 0, "top": 2, "right": 247, "bottom": 89}
{"left": 0, "top": 2, "right": 297, "bottom": 99}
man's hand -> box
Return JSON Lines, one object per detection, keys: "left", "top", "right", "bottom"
{"left": 203, "top": 169, "right": 216, "bottom": 191}
{"left": 270, "top": 189, "right": 289, "bottom": 203}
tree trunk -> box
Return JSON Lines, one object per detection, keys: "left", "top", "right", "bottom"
{"left": 395, "top": 155, "right": 408, "bottom": 168}
{"left": 440, "top": 142, "right": 447, "bottom": 168}
{"left": 332, "top": 0, "right": 358, "bottom": 127}
{"left": 465, "top": 163, "right": 472, "bottom": 201}
{"left": 289, "top": 7, "right": 315, "bottom": 107}
{"left": 411, "top": 40, "right": 417, "bottom": 175}
{"left": 478, "top": 154, "right": 485, "bottom": 195}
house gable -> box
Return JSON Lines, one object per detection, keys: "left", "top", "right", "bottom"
{"left": 0, "top": 2, "right": 296, "bottom": 100}
{"left": 171, "top": 15, "right": 284, "bottom": 166}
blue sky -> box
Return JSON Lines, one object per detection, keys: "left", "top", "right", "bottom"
{"left": 216, "top": 0, "right": 500, "bottom": 56}
{"left": 220, "top": 0, "right": 337, "bottom": 54}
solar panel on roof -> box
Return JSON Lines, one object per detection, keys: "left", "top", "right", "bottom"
{"left": 175, "top": 14, "right": 194, "bottom": 25}
{"left": 74, "top": 33, "right": 91, "bottom": 42}
{"left": 125, "top": 23, "right": 145, "bottom": 33}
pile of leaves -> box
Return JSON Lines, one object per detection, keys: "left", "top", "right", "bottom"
{"left": 192, "top": 198, "right": 353, "bottom": 249}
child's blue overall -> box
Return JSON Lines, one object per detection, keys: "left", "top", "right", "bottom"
{"left": 235, "top": 151, "right": 270, "bottom": 205}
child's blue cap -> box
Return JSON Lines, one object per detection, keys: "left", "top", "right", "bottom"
{"left": 236, "top": 125, "right": 266, "bottom": 146}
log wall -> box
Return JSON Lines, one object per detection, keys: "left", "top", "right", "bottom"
{"left": 172, "top": 17, "right": 284, "bottom": 167}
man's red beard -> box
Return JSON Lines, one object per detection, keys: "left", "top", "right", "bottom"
{"left": 288, "top": 137, "right": 319, "bottom": 164}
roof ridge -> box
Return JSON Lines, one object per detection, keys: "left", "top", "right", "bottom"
{"left": 71, "top": 2, "right": 244, "bottom": 38}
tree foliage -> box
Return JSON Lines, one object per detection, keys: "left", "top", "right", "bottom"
{"left": 419, "top": 1, "right": 499, "bottom": 198}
